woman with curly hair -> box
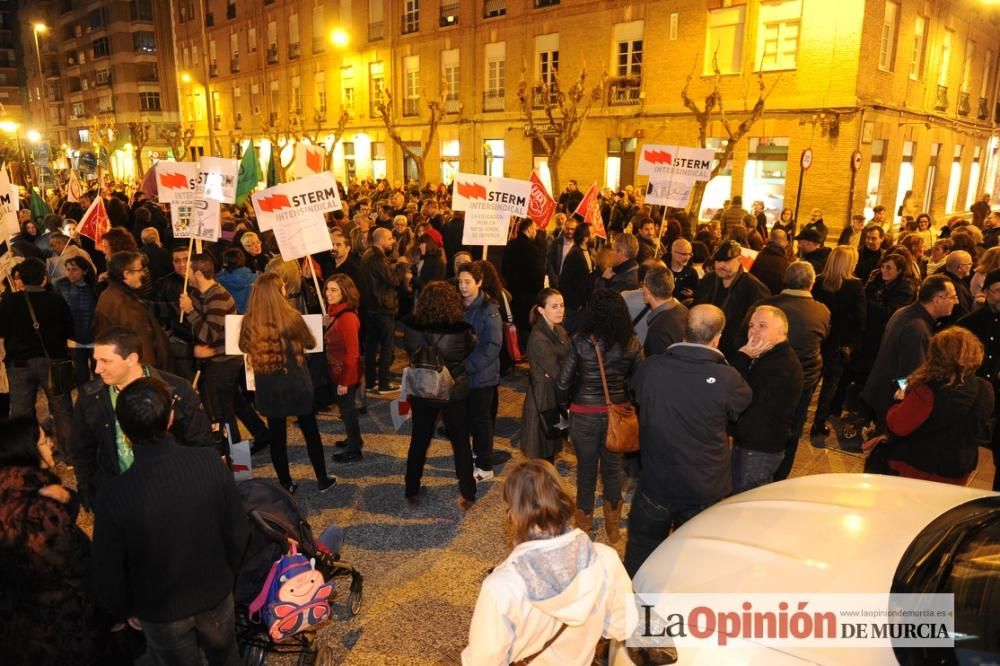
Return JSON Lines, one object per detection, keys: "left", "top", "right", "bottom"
{"left": 401, "top": 280, "right": 476, "bottom": 507}
{"left": 240, "top": 273, "right": 335, "bottom": 494}
{"left": 874, "top": 327, "right": 993, "bottom": 484}
{"left": 556, "top": 288, "right": 643, "bottom": 543}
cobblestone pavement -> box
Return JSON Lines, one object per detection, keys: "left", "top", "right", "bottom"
{"left": 54, "top": 353, "right": 996, "bottom": 665}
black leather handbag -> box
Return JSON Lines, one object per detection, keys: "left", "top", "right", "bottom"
{"left": 24, "top": 291, "right": 76, "bottom": 396}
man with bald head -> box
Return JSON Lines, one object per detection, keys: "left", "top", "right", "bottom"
{"left": 937, "top": 250, "right": 974, "bottom": 322}
{"left": 732, "top": 305, "right": 804, "bottom": 492}
{"left": 624, "top": 304, "right": 752, "bottom": 576}
{"left": 668, "top": 237, "right": 699, "bottom": 302}
{"left": 360, "top": 226, "right": 402, "bottom": 393}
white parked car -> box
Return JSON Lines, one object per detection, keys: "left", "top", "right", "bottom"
{"left": 615, "top": 473, "right": 1000, "bottom": 665}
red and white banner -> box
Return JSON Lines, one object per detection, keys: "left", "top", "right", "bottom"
{"left": 452, "top": 172, "right": 532, "bottom": 247}
{"left": 78, "top": 197, "right": 110, "bottom": 249}
{"left": 292, "top": 143, "right": 326, "bottom": 179}
{"left": 637, "top": 145, "right": 715, "bottom": 180}
{"left": 155, "top": 162, "right": 199, "bottom": 204}
{"left": 527, "top": 170, "right": 556, "bottom": 231}
{"left": 250, "top": 173, "right": 340, "bottom": 259}
{"left": 573, "top": 182, "right": 607, "bottom": 240}
{"left": 0, "top": 166, "right": 19, "bottom": 242}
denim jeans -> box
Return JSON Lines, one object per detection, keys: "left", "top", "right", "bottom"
{"left": 364, "top": 313, "right": 395, "bottom": 390}
{"left": 6, "top": 358, "right": 74, "bottom": 453}
{"left": 336, "top": 385, "right": 363, "bottom": 452}
{"left": 141, "top": 593, "right": 240, "bottom": 666}
{"left": 468, "top": 386, "right": 497, "bottom": 471}
{"left": 731, "top": 447, "right": 785, "bottom": 494}
{"left": 569, "top": 411, "right": 624, "bottom": 514}
{"left": 406, "top": 397, "right": 475, "bottom": 501}
{"left": 624, "top": 487, "right": 711, "bottom": 577}
{"left": 774, "top": 376, "right": 820, "bottom": 481}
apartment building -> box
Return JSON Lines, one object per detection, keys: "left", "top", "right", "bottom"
{"left": 20, "top": 0, "right": 179, "bottom": 179}
{"left": 177, "top": 0, "right": 1000, "bottom": 225}
{"left": 0, "top": 0, "right": 24, "bottom": 123}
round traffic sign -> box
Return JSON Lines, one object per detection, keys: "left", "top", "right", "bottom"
{"left": 851, "top": 150, "right": 863, "bottom": 172}
{"left": 800, "top": 148, "right": 813, "bottom": 171}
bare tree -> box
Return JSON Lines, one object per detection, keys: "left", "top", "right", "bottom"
{"left": 516, "top": 63, "right": 606, "bottom": 198}
{"left": 375, "top": 82, "right": 445, "bottom": 185}
{"left": 161, "top": 123, "right": 195, "bottom": 162}
{"left": 128, "top": 121, "right": 151, "bottom": 177}
{"left": 305, "top": 108, "right": 351, "bottom": 172}
{"left": 258, "top": 113, "right": 289, "bottom": 183}
{"left": 680, "top": 57, "right": 775, "bottom": 216}
{"left": 88, "top": 116, "right": 120, "bottom": 182}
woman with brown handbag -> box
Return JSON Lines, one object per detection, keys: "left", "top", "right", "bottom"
{"left": 556, "top": 289, "right": 642, "bottom": 543}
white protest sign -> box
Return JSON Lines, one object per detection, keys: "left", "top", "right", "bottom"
{"left": 225, "top": 314, "right": 324, "bottom": 355}
{"left": 645, "top": 179, "right": 698, "bottom": 207}
{"left": 0, "top": 167, "right": 18, "bottom": 242}
{"left": 198, "top": 156, "right": 239, "bottom": 204}
{"left": 637, "top": 145, "right": 715, "bottom": 181}
{"left": 155, "top": 162, "right": 199, "bottom": 204}
{"left": 189, "top": 198, "right": 221, "bottom": 241}
{"left": 170, "top": 203, "right": 193, "bottom": 238}
{"left": 292, "top": 143, "right": 327, "bottom": 180}
{"left": 251, "top": 172, "right": 342, "bottom": 232}
{"left": 452, "top": 173, "right": 532, "bottom": 247}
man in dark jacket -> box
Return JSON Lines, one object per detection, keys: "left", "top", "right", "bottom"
{"left": 595, "top": 232, "right": 639, "bottom": 293}
{"left": 501, "top": 218, "right": 545, "bottom": 350}
{"left": 958, "top": 269, "right": 1000, "bottom": 490}
{"left": 799, "top": 207, "right": 829, "bottom": 246}
{"left": 748, "top": 262, "right": 830, "bottom": 480}
{"left": 732, "top": 305, "right": 803, "bottom": 492}
{"left": 855, "top": 226, "right": 885, "bottom": 281}
{"left": 557, "top": 180, "right": 583, "bottom": 215}
{"left": 693, "top": 240, "right": 770, "bottom": 360}
{"left": 625, "top": 304, "right": 752, "bottom": 576}
{"left": 667, "top": 237, "right": 699, "bottom": 302}
{"left": 861, "top": 275, "right": 956, "bottom": 430}
{"left": 139, "top": 227, "right": 172, "bottom": 283}
{"left": 837, "top": 214, "right": 867, "bottom": 247}
{"left": 70, "top": 326, "right": 213, "bottom": 509}
{"left": 795, "top": 228, "right": 831, "bottom": 276}
{"left": 0, "top": 257, "right": 75, "bottom": 451}
{"left": 545, "top": 214, "right": 576, "bottom": 288}
{"left": 635, "top": 217, "right": 661, "bottom": 264}
{"left": 153, "top": 244, "right": 196, "bottom": 380}
{"left": 937, "top": 250, "right": 974, "bottom": 323}
{"left": 91, "top": 376, "right": 248, "bottom": 666}
{"left": 360, "top": 228, "right": 401, "bottom": 393}
{"left": 750, "top": 229, "right": 791, "bottom": 295}
{"left": 642, "top": 266, "right": 689, "bottom": 356}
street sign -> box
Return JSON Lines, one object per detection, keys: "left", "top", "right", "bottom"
{"left": 800, "top": 148, "right": 814, "bottom": 171}
{"left": 851, "top": 150, "right": 863, "bottom": 172}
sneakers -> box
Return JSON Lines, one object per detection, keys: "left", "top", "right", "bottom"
{"left": 375, "top": 383, "right": 400, "bottom": 395}
{"left": 473, "top": 467, "right": 494, "bottom": 482}
{"left": 318, "top": 477, "right": 337, "bottom": 493}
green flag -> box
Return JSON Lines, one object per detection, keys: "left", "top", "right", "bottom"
{"left": 235, "top": 141, "right": 259, "bottom": 206}
{"left": 266, "top": 151, "right": 277, "bottom": 188}
{"left": 29, "top": 187, "right": 50, "bottom": 220}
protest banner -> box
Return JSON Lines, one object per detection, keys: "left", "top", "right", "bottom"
{"left": 224, "top": 314, "right": 324, "bottom": 354}
{"left": 292, "top": 143, "right": 327, "bottom": 180}
{"left": 452, "top": 173, "right": 532, "bottom": 255}
{"left": 198, "top": 156, "right": 239, "bottom": 204}
{"left": 251, "top": 172, "right": 342, "bottom": 232}
{"left": 638, "top": 145, "right": 716, "bottom": 208}
{"left": 527, "top": 170, "right": 557, "bottom": 231}
{"left": 155, "top": 162, "right": 199, "bottom": 204}
{"left": 573, "top": 182, "right": 607, "bottom": 239}
{"left": 0, "top": 166, "right": 19, "bottom": 242}
{"left": 189, "top": 198, "right": 221, "bottom": 242}
{"left": 78, "top": 197, "right": 110, "bottom": 248}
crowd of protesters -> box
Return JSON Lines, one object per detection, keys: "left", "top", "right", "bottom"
{"left": 0, "top": 174, "right": 998, "bottom": 664}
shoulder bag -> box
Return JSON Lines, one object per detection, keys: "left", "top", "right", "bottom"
{"left": 500, "top": 291, "right": 523, "bottom": 363}
{"left": 24, "top": 292, "right": 76, "bottom": 396}
{"left": 510, "top": 623, "right": 568, "bottom": 666}
{"left": 531, "top": 370, "right": 569, "bottom": 439}
{"left": 591, "top": 336, "right": 639, "bottom": 454}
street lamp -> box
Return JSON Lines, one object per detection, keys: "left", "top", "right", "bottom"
{"left": 26, "top": 129, "right": 41, "bottom": 143}
{"left": 329, "top": 28, "right": 350, "bottom": 49}
{"left": 32, "top": 23, "right": 48, "bottom": 190}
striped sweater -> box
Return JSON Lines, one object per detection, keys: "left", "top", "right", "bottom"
{"left": 186, "top": 282, "right": 236, "bottom": 355}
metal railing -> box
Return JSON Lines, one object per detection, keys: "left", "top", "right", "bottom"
{"left": 607, "top": 77, "right": 641, "bottom": 106}
{"left": 979, "top": 96, "right": 989, "bottom": 121}
{"left": 368, "top": 21, "right": 383, "bottom": 41}
{"left": 403, "top": 97, "right": 420, "bottom": 116}
{"left": 289, "top": 42, "right": 300, "bottom": 59}
{"left": 209, "top": 62, "right": 218, "bottom": 77}
{"left": 934, "top": 84, "right": 949, "bottom": 111}
{"left": 483, "top": 0, "right": 506, "bottom": 18}
{"left": 267, "top": 45, "right": 278, "bottom": 64}
{"left": 230, "top": 56, "right": 239, "bottom": 73}
{"left": 958, "top": 91, "right": 971, "bottom": 116}
{"left": 482, "top": 90, "right": 504, "bottom": 112}
{"left": 444, "top": 98, "right": 460, "bottom": 114}
{"left": 440, "top": 2, "right": 458, "bottom": 26}
{"left": 531, "top": 84, "right": 559, "bottom": 108}
{"left": 313, "top": 36, "right": 324, "bottom": 54}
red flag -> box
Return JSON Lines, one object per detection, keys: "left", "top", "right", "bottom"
{"left": 573, "top": 181, "right": 607, "bottom": 239}
{"left": 78, "top": 197, "right": 110, "bottom": 249}
{"left": 527, "top": 170, "right": 557, "bottom": 231}
{"left": 140, "top": 166, "right": 158, "bottom": 200}
{"left": 305, "top": 146, "right": 323, "bottom": 173}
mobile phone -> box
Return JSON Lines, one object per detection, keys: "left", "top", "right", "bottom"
{"left": 896, "top": 378, "right": 908, "bottom": 391}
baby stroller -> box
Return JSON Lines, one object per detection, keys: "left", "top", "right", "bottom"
{"left": 235, "top": 479, "right": 363, "bottom": 666}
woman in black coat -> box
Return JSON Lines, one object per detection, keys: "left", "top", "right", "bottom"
{"left": 558, "top": 223, "right": 596, "bottom": 335}
{"left": 855, "top": 253, "right": 916, "bottom": 380}
{"left": 519, "top": 288, "right": 571, "bottom": 462}
{"left": 401, "top": 281, "right": 477, "bottom": 508}
{"left": 811, "top": 246, "right": 866, "bottom": 436}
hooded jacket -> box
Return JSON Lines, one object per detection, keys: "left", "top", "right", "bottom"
{"left": 462, "top": 529, "right": 630, "bottom": 666}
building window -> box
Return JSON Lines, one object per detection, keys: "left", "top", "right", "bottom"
{"left": 938, "top": 29, "right": 953, "bottom": 87}
{"left": 441, "top": 139, "right": 459, "bottom": 183}
{"left": 289, "top": 13, "right": 300, "bottom": 58}
{"left": 372, "top": 141, "right": 386, "bottom": 180}
{"left": 313, "top": 4, "right": 325, "bottom": 53}
{"left": 269, "top": 80, "right": 280, "bottom": 122}
{"left": 230, "top": 32, "right": 239, "bottom": 72}
{"left": 442, "top": 49, "right": 459, "bottom": 113}
{"left": 923, "top": 143, "right": 940, "bottom": 213}
{"left": 88, "top": 7, "right": 106, "bottom": 30}
{"left": 483, "top": 139, "right": 504, "bottom": 176}
{"left": 614, "top": 22, "right": 643, "bottom": 79}
{"left": 139, "top": 92, "right": 161, "bottom": 111}
{"left": 961, "top": 40, "right": 975, "bottom": 93}
{"left": 756, "top": 0, "right": 801, "bottom": 71}
{"left": 404, "top": 55, "right": 420, "bottom": 116}
{"left": 893, "top": 140, "right": 916, "bottom": 220}
{"left": 132, "top": 0, "right": 153, "bottom": 21}
{"left": 910, "top": 15, "right": 927, "bottom": 80}
{"left": 945, "top": 144, "right": 963, "bottom": 212}
{"left": 369, "top": 61, "right": 384, "bottom": 117}
{"left": 248, "top": 27, "right": 257, "bottom": 53}
{"left": 93, "top": 37, "right": 110, "bottom": 58}
{"left": 96, "top": 68, "right": 110, "bottom": 85}
{"left": 341, "top": 66, "right": 354, "bottom": 111}
{"left": 705, "top": 7, "right": 744, "bottom": 75}
{"left": 78, "top": 128, "right": 90, "bottom": 143}
{"left": 290, "top": 75, "right": 301, "bottom": 113}
{"left": 209, "top": 39, "right": 217, "bottom": 76}
{"left": 133, "top": 32, "right": 156, "bottom": 54}
{"left": 369, "top": 0, "right": 384, "bottom": 40}
{"left": 483, "top": 42, "right": 505, "bottom": 111}
{"left": 605, "top": 138, "right": 637, "bottom": 191}
{"left": 402, "top": 0, "right": 419, "bottom": 35}
{"left": 483, "top": 0, "right": 506, "bottom": 18}
{"left": 744, "top": 137, "right": 789, "bottom": 214}
{"left": 865, "top": 139, "right": 886, "bottom": 216}
{"left": 535, "top": 33, "right": 559, "bottom": 89}
{"left": 315, "top": 71, "right": 326, "bottom": 115}
{"left": 966, "top": 146, "right": 982, "bottom": 210}
{"left": 879, "top": 1, "right": 899, "bottom": 72}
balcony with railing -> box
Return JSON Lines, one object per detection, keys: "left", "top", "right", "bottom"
{"left": 226, "top": 3, "right": 236, "bottom": 19}
{"left": 313, "top": 36, "right": 324, "bottom": 54}
{"left": 209, "top": 61, "right": 218, "bottom": 77}
{"left": 482, "top": 89, "right": 504, "bottom": 112}
{"left": 483, "top": 0, "right": 506, "bottom": 18}
{"left": 935, "top": 85, "right": 949, "bottom": 111}
{"left": 402, "top": 11, "right": 419, "bottom": 35}
{"left": 403, "top": 97, "right": 420, "bottom": 116}
{"left": 607, "top": 76, "right": 641, "bottom": 106}
{"left": 231, "top": 56, "right": 239, "bottom": 73}
{"left": 289, "top": 42, "right": 300, "bottom": 59}
{"left": 214, "top": 115, "right": 221, "bottom": 131}
{"left": 444, "top": 97, "right": 460, "bottom": 114}
{"left": 267, "top": 44, "right": 278, "bottom": 64}
{"left": 44, "top": 65, "right": 60, "bottom": 78}
{"left": 979, "top": 97, "right": 990, "bottom": 121}
{"left": 368, "top": 21, "right": 384, "bottom": 41}
{"left": 958, "top": 91, "right": 971, "bottom": 116}
{"left": 440, "top": 2, "right": 458, "bottom": 27}
{"left": 531, "top": 85, "right": 559, "bottom": 108}
{"left": 234, "top": 113, "right": 242, "bottom": 130}
{"left": 205, "top": 10, "right": 213, "bottom": 26}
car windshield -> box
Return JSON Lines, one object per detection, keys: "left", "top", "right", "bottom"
{"left": 892, "top": 496, "right": 1000, "bottom": 665}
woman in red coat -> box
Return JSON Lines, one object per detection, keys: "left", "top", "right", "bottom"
{"left": 324, "top": 274, "right": 364, "bottom": 462}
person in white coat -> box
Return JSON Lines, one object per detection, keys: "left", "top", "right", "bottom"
{"left": 462, "top": 459, "right": 631, "bottom": 665}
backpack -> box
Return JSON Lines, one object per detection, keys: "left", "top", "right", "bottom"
{"left": 249, "top": 543, "right": 334, "bottom": 641}
{"left": 404, "top": 333, "right": 455, "bottom": 405}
